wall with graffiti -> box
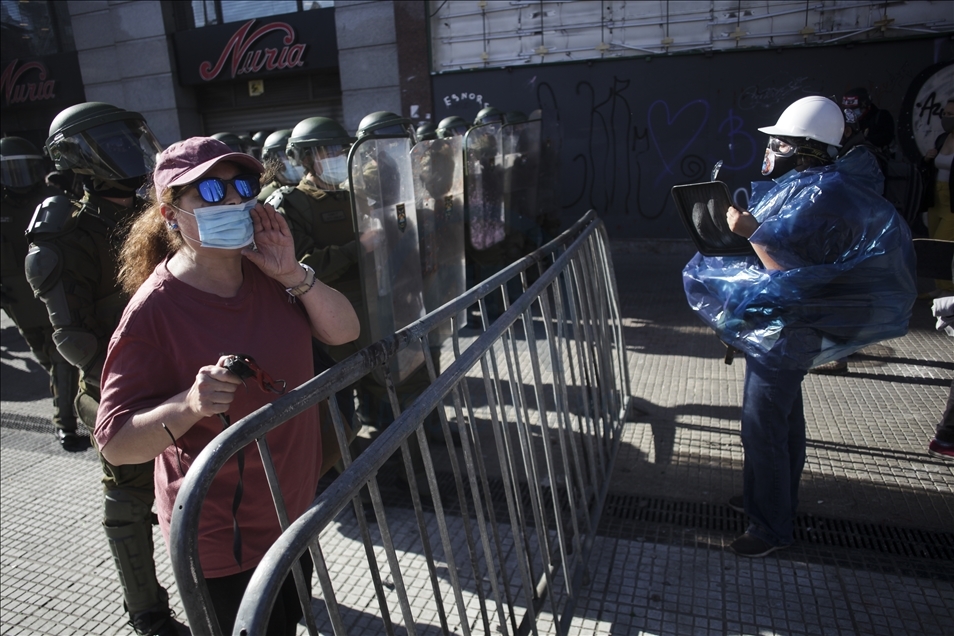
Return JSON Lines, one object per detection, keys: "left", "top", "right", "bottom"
{"left": 432, "top": 37, "right": 953, "bottom": 239}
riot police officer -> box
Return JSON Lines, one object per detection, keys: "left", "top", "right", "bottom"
{"left": 250, "top": 129, "right": 272, "bottom": 159}
{"left": 257, "top": 128, "right": 301, "bottom": 202}
{"left": 436, "top": 115, "right": 470, "bottom": 139}
{"left": 415, "top": 121, "right": 437, "bottom": 143}
{"left": 25, "top": 102, "right": 180, "bottom": 636}
{"left": 266, "top": 116, "right": 364, "bottom": 430}
{"left": 210, "top": 131, "right": 244, "bottom": 153}
{"left": 0, "top": 136, "right": 81, "bottom": 449}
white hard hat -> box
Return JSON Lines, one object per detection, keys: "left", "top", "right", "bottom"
{"left": 758, "top": 96, "right": 844, "bottom": 147}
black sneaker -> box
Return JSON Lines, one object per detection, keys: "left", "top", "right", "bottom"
{"left": 55, "top": 428, "right": 87, "bottom": 452}
{"left": 729, "top": 532, "right": 787, "bottom": 558}
{"left": 129, "top": 607, "right": 187, "bottom": 636}
{"left": 728, "top": 495, "right": 745, "bottom": 514}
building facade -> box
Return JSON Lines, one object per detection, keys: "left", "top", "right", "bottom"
{"left": 2, "top": 0, "right": 952, "bottom": 237}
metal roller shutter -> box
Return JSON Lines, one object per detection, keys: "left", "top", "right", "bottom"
{"left": 197, "top": 71, "right": 344, "bottom": 137}
{"left": 202, "top": 99, "right": 343, "bottom": 138}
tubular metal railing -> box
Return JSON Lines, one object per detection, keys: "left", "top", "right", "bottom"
{"left": 169, "top": 210, "right": 631, "bottom": 636}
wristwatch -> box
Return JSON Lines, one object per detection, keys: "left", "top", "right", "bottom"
{"left": 285, "top": 263, "right": 316, "bottom": 297}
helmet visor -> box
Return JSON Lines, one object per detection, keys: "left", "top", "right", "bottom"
{"left": 438, "top": 123, "right": 469, "bottom": 138}
{"left": 48, "top": 119, "right": 163, "bottom": 181}
{"left": 367, "top": 123, "right": 414, "bottom": 138}
{"left": 1, "top": 154, "right": 46, "bottom": 188}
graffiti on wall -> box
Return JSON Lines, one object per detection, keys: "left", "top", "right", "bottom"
{"left": 433, "top": 39, "right": 950, "bottom": 237}
{"left": 544, "top": 75, "right": 772, "bottom": 220}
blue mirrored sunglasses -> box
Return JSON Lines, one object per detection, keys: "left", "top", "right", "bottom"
{"left": 193, "top": 174, "right": 260, "bottom": 203}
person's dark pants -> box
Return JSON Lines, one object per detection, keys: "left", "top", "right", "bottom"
{"left": 741, "top": 355, "right": 808, "bottom": 547}
{"left": 936, "top": 379, "right": 954, "bottom": 443}
{"left": 206, "top": 553, "right": 313, "bottom": 636}
{"left": 78, "top": 389, "right": 169, "bottom": 620}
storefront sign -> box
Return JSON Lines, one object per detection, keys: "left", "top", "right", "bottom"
{"left": 0, "top": 53, "right": 85, "bottom": 110}
{"left": 1, "top": 60, "right": 55, "bottom": 104}
{"left": 174, "top": 8, "right": 337, "bottom": 85}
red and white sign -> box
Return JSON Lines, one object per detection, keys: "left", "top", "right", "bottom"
{"left": 198, "top": 20, "right": 307, "bottom": 82}
{"left": 1, "top": 59, "right": 56, "bottom": 105}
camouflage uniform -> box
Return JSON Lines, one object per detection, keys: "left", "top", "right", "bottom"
{"left": 1, "top": 183, "right": 79, "bottom": 443}
{"left": 25, "top": 191, "right": 172, "bottom": 630}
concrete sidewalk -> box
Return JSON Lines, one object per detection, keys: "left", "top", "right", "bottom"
{"left": 1, "top": 240, "right": 951, "bottom": 635}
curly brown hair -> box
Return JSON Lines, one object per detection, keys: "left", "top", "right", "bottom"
{"left": 117, "top": 184, "right": 183, "bottom": 296}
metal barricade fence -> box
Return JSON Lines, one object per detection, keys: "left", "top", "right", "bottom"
{"left": 170, "top": 210, "right": 632, "bottom": 636}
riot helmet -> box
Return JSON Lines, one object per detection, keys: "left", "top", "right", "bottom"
{"left": 436, "top": 116, "right": 469, "bottom": 139}
{"left": 46, "top": 101, "right": 162, "bottom": 195}
{"left": 261, "top": 129, "right": 302, "bottom": 185}
{"left": 252, "top": 130, "right": 272, "bottom": 146}
{"left": 503, "top": 111, "right": 528, "bottom": 125}
{"left": 416, "top": 122, "right": 437, "bottom": 142}
{"left": 474, "top": 106, "right": 504, "bottom": 126}
{"left": 239, "top": 134, "right": 261, "bottom": 158}
{"left": 356, "top": 111, "right": 415, "bottom": 140}
{"left": 1, "top": 136, "right": 47, "bottom": 190}
{"left": 757, "top": 96, "right": 842, "bottom": 177}
{"left": 211, "top": 132, "right": 245, "bottom": 153}
{"left": 287, "top": 117, "right": 353, "bottom": 190}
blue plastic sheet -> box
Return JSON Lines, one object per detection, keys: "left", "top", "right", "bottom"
{"left": 683, "top": 148, "right": 917, "bottom": 369}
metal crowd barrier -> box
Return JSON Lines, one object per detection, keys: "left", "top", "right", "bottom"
{"left": 169, "top": 210, "right": 632, "bottom": 635}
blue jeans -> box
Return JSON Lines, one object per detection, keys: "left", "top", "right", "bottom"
{"left": 741, "top": 355, "right": 807, "bottom": 547}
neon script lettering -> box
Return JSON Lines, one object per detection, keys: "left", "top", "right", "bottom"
{"left": 1, "top": 60, "right": 56, "bottom": 105}
{"left": 199, "top": 20, "right": 307, "bottom": 81}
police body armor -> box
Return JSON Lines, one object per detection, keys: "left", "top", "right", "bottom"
{"left": 348, "top": 135, "right": 426, "bottom": 385}
{"left": 410, "top": 136, "right": 466, "bottom": 346}
{"left": 2, "top": 185, "right": 80, "bottom": 436}
{"left": 25, "top": 193, "right": 132, "bottom": 416}
{"left": 463, "top": 121, "right": 508, "bottom": 254}
{"left": 268, "top": 183, "right": 363, "bottom": 359}
{"left": 2, "top": 184, "right": 63, "bottom": 329}
{"left": 501, "top": 117, "right": 543, "bottom": 252}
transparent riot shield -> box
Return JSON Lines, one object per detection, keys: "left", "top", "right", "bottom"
{"left": 502, "top": 118, "right": 542, "bottom": 253}
{"left": 411, "top": 136, "right": 466, "bottom": 346}
{"left": 535, "top": 109, "right": 562, "bottom": 244}
{"left": 348, "top": 136, "right": 426, "bottom": 384}
{"left": 463, "top": 122, "right": 507, "bottom": 251}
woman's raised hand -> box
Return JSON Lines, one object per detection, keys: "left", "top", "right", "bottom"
{"left": 243, "top": 203, "right": 305, "bottom": 288}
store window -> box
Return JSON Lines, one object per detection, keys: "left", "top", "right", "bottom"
{"left": 0, "top": 0, "right": 74, "bottom": 58}
{"left": 190, "top": 0, "right": 334, "bottom": 28}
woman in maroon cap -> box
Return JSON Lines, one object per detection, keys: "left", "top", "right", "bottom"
{"left": 94, "top": 137, "right": 359, "bottom": 635}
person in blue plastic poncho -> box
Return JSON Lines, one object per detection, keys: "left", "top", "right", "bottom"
{"left": 683, "top": 96, "right": 917, "bottom": 557}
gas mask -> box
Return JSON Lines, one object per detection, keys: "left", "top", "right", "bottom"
{"left": 761, "top": 137, "right": 798, "bottom": 178}
{"left": 942, "top": 116, "right": 954, "bottom": 134}
{"left": 175, "top": 199, "right": 256, "bottom": 249}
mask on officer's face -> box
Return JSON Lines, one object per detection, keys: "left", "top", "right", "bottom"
{"left": 318, "top": 156, "right": 348, "bottom": 187}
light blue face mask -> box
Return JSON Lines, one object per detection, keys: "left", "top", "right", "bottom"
{"left": 176, "top": 199, "right": 256, "bottom": 249}
{"left": 280, "top": 158, "right": 305, "bottom": 184}
{"left": 318, "top": 155, "right": 348, "bottom": 187}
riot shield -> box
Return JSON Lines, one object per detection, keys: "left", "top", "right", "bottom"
{"left": 463, "top": 122, "right": 507, "bottom": 251}
{"left": 535, "top": 109, "right": 562, "bottom": 243}
{"left": 411, "top": 136, "right": 466, "bottom": 346}
{"left": 502, "top": 118, "right": 542, "bottom": 253}
{"left": 348, "top": 136, "right": 426, "bottom": 384}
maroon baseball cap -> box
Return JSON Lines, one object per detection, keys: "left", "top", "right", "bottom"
{"left": 153, "top": 137, "right": 263, "bottom": 198}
